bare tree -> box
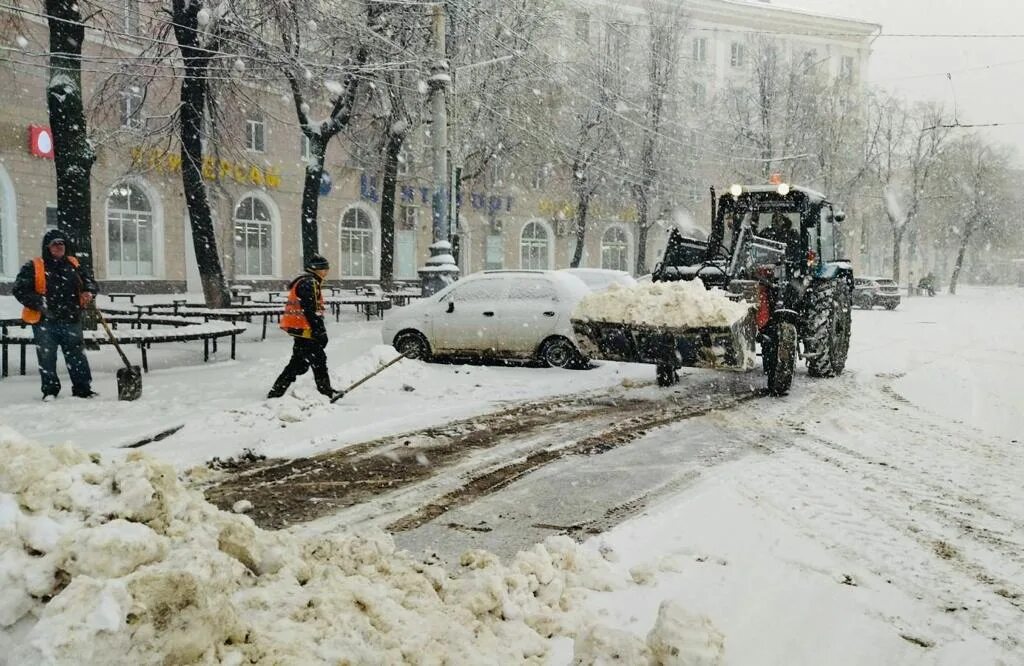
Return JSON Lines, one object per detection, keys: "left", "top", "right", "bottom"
{"left": 945, "top": 136, "right": 1011, "bottom": 294}
{"left": 45, "top": 0, "right": 96, "bottom": 272}
{"left": 631, "top": 1, "right": 682, "bottom": 275}
{"left": 872, "top": 97, "right": 948, "bottom": 283}
{"left": 269, "top": 0, "right": 366, "bottom": 265}
{"left": 171, "top": 0, "right": 232, "bottom": 306}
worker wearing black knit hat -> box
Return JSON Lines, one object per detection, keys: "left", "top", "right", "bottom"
{"left": 268, "top": 253, "right": 338, "bottom": 398}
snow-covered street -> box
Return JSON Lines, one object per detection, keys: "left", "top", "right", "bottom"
{"left": 2, "top": 287, "right": 1023, "bottom": 664}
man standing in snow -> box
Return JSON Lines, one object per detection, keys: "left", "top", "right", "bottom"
{"left": 12, "top": 229, "right": 99, "bottom": 400}
{"left": 267, "top": 253, "right": 338, "bottom": 399}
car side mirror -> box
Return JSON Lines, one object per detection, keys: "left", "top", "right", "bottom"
{"left": 833, "top": 210, "right": 846, "bottom": 223}
{"left": 446, "top": 301, "right": 455, "bottom": 313}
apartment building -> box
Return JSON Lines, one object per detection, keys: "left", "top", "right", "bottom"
{"left": 0, "top": 0, "right": 878, "bottom": 292}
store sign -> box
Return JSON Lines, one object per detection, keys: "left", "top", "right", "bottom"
{"left": 361, "top": 173, "right": 514, "bottom": 213}
{"left": 538, "top": 198, "right": 636, "bottom": 222}
{"left": 28, "top": 125, "right": 54, "bottom": 159}
{"left": 129, "top": 147, "right": 281, "bottom": 189}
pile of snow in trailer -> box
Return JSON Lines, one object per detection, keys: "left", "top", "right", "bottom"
{"left": 573, "top": 281, "right": 751, "bottom": 330}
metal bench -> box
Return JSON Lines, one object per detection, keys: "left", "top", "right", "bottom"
{"left": 1, "top": 315, "right": 247, "bottom": 377}
{"left": 106, "top": 292, "right": 137, "bottom": 304}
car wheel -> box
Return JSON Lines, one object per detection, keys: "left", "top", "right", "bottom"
{"left": 539, "top": 336, "right": 584, "bottom": 369}
{"left": 393, "top": 330, "right": 431, "bottom": 360}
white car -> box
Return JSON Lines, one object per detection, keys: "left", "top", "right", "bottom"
{"left": 381, "top": 270, "right": 591, "bottom": 368}
{"left": 559, "top": 268, "right": 637, "bottom": 292}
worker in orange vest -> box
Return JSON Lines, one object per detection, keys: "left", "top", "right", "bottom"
{"left": 12, "top": 229, "right": 99, "bottom": 400}
{"left": 267, "top": 253, "right": 338, "bottom": 399}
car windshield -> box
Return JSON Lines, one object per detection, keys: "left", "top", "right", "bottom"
{"left": 877, "top": 279, "right": 897, "bottom": 286}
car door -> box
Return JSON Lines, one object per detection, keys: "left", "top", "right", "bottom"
{"left": 433, "top": 277, "right": 508, "bottom": 354}
{"left": 497, "top": 276, "right": 561, "bottom": 355}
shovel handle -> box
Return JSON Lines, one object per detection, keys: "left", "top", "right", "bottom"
{"left": 92, "top": 305, "right": 135, "bottom": 370}
{"left": 330, "top": 351, "right": 410, "bottom": 403}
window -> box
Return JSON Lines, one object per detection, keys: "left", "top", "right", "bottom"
{"left": 397, "top": 148, "right": 411, "bottom": 177}
{"left": 246, "top": 114, "right": 265, "bottom": 153}
{"left": 451, "top": 278, "right": 505, "bottom": 302}
{"left": 301, "top": 134, "right": 311, "bottom": 160}
{"left": 692, "top": 82, "right": 706, "bottom": 107}
{"left": 489, "top": 159, "right": 506, "bottom": 187}
{"left": 575, "top": 11, "right": 590, "bottom": 43}
{"left": 607, "top": 22, "right": 630, "bottom": 61}
{"left": 841, "top": 56, "right": 856, "bottom": 82}
{"left": 107, "top": 182, "right": 154, "bottom": 277}
{"left": 340, "top": 207, "right": 376, "bottom": 277}
{"left": 122, "top": 0, "right": 140, "bottom": 35}
{"left": 46, "top": 205, "right": 58, "bottom": 230}
{"left": 233, "top": 196, "right": 274, "bottom": 276}
{"left": 520, "top": 221, "right": 550, "bottom": 270}
{"left": 531, "top": 164, "right": 551, "bottom": 190}
{"left": 693, "top": 37, "right": 707, "bottom": 63}
{"left": 601, "top": 226, "right": 630, "bottom": 272}
{"left": 485, "top": 234, "right": 504, "bottom": 270}
{"left": 120, "top": 87, "right": 144, "bottom": 129}
{"left": 730, "top": 42, "right": 746, "bottom": 68}
{"left": 820, "top": 208, "right": 838, "bottom": 261}
{"left": 399, "top": 205, "right": 418, "bottom": 230}
{"left": 508, "top": 278, "right": 556, "bottom": 301}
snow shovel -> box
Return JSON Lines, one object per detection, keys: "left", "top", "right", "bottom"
{"left": 93, "top": 306, "right": 143, "bottom": 401}
{"left": 330, "top": 351, "right": 410, "bottom": 403}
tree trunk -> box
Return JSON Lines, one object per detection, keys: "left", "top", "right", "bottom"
{"left": 45, "top": 0, "right": 94, "bottom": 273}
{"left": 948, "top": 221, "right": 976, "bottom": 295}
{"left": 632, "top": 184, "right": 649, "bottom": 275}
{"left": 890, "top": 225, "right": 904, "bottom": 283}
{"left": 173, "top": 1, "right": 230, "bottom": 308}
{"left": 300, "top": 134, "right": 327, "bottom": 263}
{"left": 570, "top": 191, "right": 591, "bottom": 268}
{"left": 378, "top": 132, "right": 404, "bottom": 292}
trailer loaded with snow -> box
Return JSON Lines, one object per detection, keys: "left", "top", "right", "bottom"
{"left": 572, "top": 183, "right": 853, "bottom": 395}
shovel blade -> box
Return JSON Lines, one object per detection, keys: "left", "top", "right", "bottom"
{"left": 116, "top": 365, "right": 143, "bottom": 401}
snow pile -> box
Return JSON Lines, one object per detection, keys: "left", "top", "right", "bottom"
{"left": 0, "top": 440, "right": 631, "bottom": 665}
{"left": 573, "top": 282, "right": 751, "bottom": 330}
{"left": 572, "top": 601, "right": 725, "bottom": 665}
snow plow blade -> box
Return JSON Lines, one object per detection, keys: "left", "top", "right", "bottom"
{"left": 571, "top": 310, "right": 756, "bottom": 371}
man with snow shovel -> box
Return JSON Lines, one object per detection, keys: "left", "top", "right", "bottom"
{"left": 267, "top": 254, "right": 339, "bottom": 399}
{"left": 12, "top": 229, "right": 99, "bottom": 400}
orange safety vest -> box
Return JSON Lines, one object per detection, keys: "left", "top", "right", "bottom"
{"left": 279, "top": 275, "right": 325, "bottom": 337}
{"left": 21, "top": 256, "right": 86, "bottom": 324}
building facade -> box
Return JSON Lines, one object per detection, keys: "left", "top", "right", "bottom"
{"left": 0, "top": 0, "right": 878, "bottom": 293}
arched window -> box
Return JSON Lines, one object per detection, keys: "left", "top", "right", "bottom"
{"left": 234, "top": 195, "right": 274, "bottom": 276}
{"left": 340, "top": 207, "right": 376, "bottom": 277}
{"left": 601, "top": 226, "right": 630, "bottom": 272}
{"left": 520, "top": 221, "right": 550, "bottom": 270}
{"left": 107, "top": 182, "right": 154, "bottom": 277}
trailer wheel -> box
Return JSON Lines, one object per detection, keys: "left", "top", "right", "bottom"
{"left": 805, "top": 280, "right": 852, "bottom": 378}
{"left": 766, "top": 322, "right": 796, "bottom": 396}
{"left": 656, "top": 362, "right": 679, "bottom": 387}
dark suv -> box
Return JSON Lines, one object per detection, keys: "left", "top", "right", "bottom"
{"left": 853, "top": 277, "right": 901, "bottom": 310}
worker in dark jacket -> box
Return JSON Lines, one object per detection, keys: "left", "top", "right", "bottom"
{"left": 267, "top": 254, "right": 338, "bottom": 399}
{"left": 12, "top": 229, "right": 99, "bottom": 400}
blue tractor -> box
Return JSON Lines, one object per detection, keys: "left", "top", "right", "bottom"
{"left": 651, "top": 184, "right": 853, "bottom": 395}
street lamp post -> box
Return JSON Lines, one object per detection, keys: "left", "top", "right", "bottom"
{"left": 419, "top": 3, "right": 459, "bottom": 296}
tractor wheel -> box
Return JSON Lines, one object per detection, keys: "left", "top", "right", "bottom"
{"left": 393, "top": 330, "right": 431, "bottom": 360}
{"left": 766, "top": 322, "right": 797, "bottom": 396}
{"left": 805, "top": 280, "right": 852, "bottom": 378}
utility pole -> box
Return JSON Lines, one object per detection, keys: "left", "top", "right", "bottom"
{"left": 419, "top": 2, "right": 459, "bottom": 295}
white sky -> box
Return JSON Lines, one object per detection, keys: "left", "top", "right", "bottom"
{"left": 778, "top": 0, "right": 1024, "bottom": 161}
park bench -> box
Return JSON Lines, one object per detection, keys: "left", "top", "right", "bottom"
{"left": 0, "top": 315, "right": 246, "bottom": 377}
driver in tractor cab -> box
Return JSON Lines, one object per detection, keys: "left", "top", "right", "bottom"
{"left": 758, "top": 212, "right": 803, "bottom": 265}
